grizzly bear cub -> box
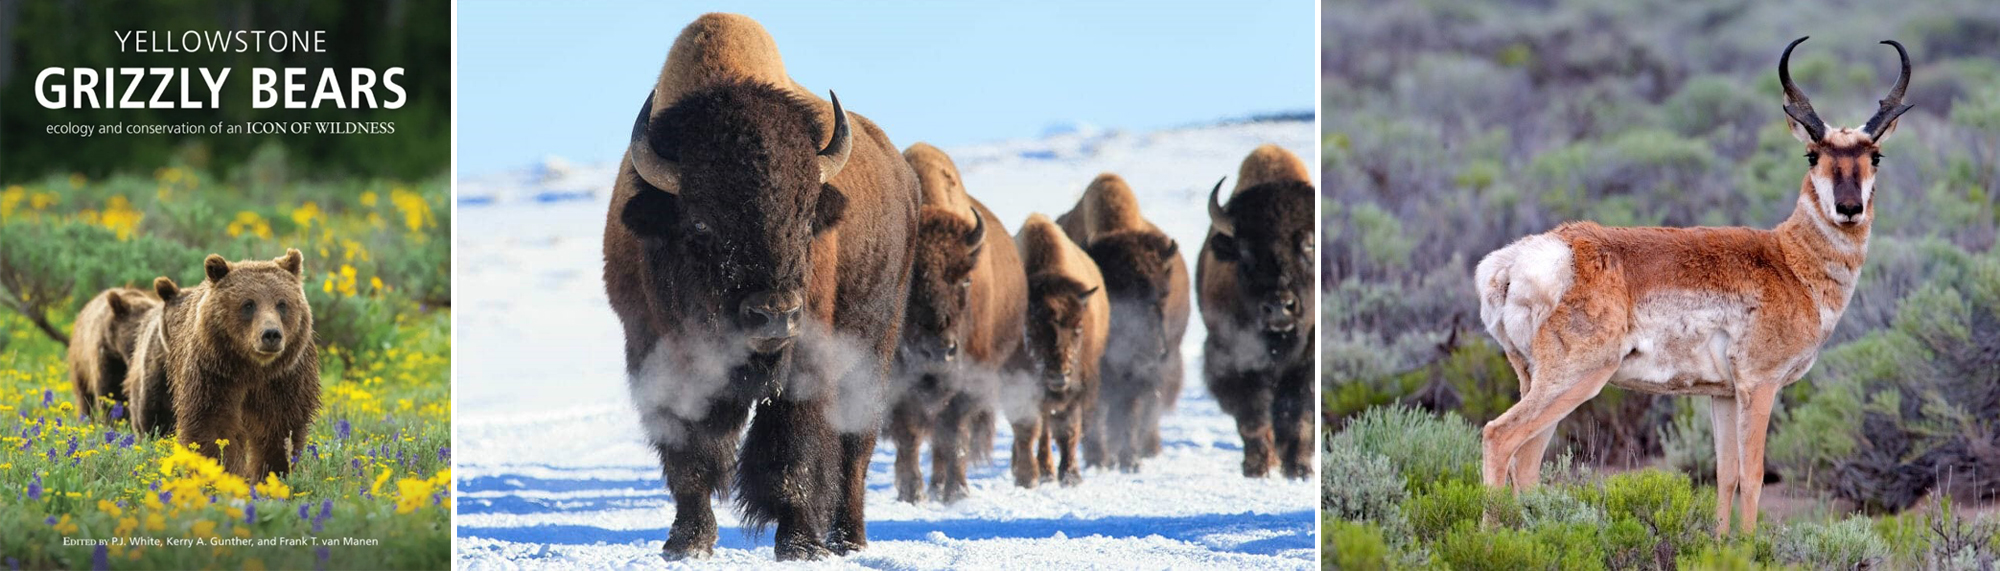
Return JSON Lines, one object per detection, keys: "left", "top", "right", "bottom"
{"left": 68, "top": 288, "right": 161, "bottom": 421}
{"left": 148, "top": 249, "right": 321, "bottom": 480}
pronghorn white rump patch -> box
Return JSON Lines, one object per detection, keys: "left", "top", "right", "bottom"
{"left": 1475, "top": 233, "right": 1573, "bottom": 359}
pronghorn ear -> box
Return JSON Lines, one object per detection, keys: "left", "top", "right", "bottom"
{"left": 1786, "top": 117, "right": 1819, "bottom": 145}
{"left": 1871, "top": 113, "right": 1904, "bottom": 143}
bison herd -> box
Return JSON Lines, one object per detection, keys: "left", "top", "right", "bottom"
{"left": 604, "top": 13, "right": 1317, "bottom": 561}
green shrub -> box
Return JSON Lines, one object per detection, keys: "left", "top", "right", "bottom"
{"left": 1404, "top": 480, "right": 1495, "bottom": 541}
{"left": 1435, "top": 521, "right": 1607, "bottom": 571}
{"left": 1659, "top": 399, "right": 1716, "bottom": 484}
{"left": 1327, "top": 405, "right": 1482, "bottom": 489}
{"left": 1578, "top": 470, "right": 1716, "bottom": 563}
{"left": 1676, "top": 541, "right": 1765, "bottom": 571}
{"left": 1324, "top": 520, "right": 1393, "bottom": 571}
{"left": 1773, "top": 517, "right": 1890, "bottom": 569}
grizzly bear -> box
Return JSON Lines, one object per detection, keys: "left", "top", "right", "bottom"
{"left": 67, "top": 287, "right": 161, "bottom": 421}
{"left": 124, "top": 300, "right": 175, "bottom": 436}
{"left": 152, "top": 249, "right": 321, "bottom": 480}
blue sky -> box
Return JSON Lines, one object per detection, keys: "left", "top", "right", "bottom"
{"left": 456, "top": 1, "right": 1315, "bottom": 175}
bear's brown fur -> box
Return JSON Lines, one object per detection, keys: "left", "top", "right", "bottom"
{"left": 68, "top": 288, "right": 161, "bottom": 421}
{"left": 125, "top": 299, "right": 175, "bottom": 436}
{"left": 154, "top": 249, "right": 321, "bottom": 480}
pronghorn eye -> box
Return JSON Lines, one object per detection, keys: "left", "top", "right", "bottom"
{"left": 1871, "top": 152, "right": 1883, "bottom": 167}
{"left": 1804, "top": 152, "right": 1820, "bottom": 167}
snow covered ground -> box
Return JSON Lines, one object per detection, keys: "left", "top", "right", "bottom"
{"left": 453, "top": 118, "right": 1319, "bottom": 569}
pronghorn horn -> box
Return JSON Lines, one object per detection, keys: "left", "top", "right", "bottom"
{"left": 1779, "top": 37, "right": 1828, "bottom": 143}
{"left": 1207, "top": 177, "right": 1234, "bottom": 237}
{"left": 628, "top": 91, "right": 680, "bottom": 194}
{"left": 816, "top": 91, "right": 853, "bottom": 183}
{"left": 1863, "top": 40, "right": 1914, "bottom": 140}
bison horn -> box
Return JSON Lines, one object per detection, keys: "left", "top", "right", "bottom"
{"left": 628, "top": 90, "right": 680, "bottom": 194}
{"left": 817, "top": 91, "right": 854, "bottom": 184}
{"left": 1779, "top": 37, "right": 1828, "bottom": 143}
{"left": 965, "top": 207, "right": 986, "bottom": 250}
{"left": 1079, "top": 286, "right": 1100, "bottom": 303}
{"left": 1207, "top": 177, "right": 1235, "bottom": 237}
{"left": 1863, "top": 40, "right": 1914, "bottom": 140}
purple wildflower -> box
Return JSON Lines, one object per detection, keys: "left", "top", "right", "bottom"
{"left": 244, "top": 503, "right": 256, "bottom": 523}
{"left": 44, "top": 515, "right": 56, "bottom": 526}
{"left": 26, "top": 475, "right": 41, "bottom": 500}
{"left": 66, "top": 437, "right": 78, "bottom": 457}
{"left": 298, "top": 503, "right": 309, "bottom": 519}
{"left": 91, "top": 545, "right": 107, "bottom": 571}
{"left": 120, "top": 433, "right": 136, "bottom": 448}
{"left": 109, "top": 403, "right": 124, "bottom": 421}
{"left": 438, "top": 447, "right": 450, "bottom": 462}
{"left": 159, "top": 490, "right": 171, "bottom": 505}
{"left": 45, "top": 448, "right": 55, "bottom": 461}
{"left": 307, "top": 444, "right": 319, "bottom": 459}
{"left": 41, "top": 390, "right": 52, "bottom": 407}
{"left": 336, "top": 419, "right": 351, "bottom": 440}
{"left": 320, "top": 498, "right": 333, "bottom": 519}
{"left": 149, "top": 480, "right": 160, "bottom": 492}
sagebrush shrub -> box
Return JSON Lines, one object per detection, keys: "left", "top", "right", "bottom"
{"left": 1323, "top": 443, "right": 1406, "bottom": 523}
{"left": 1326, "top": 405, "right": 1481, "bottom": 489}
{"left": 1773, "top": 517, "right": 1891, "bottom": 569}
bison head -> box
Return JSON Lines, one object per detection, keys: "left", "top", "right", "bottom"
{"left": 619, "top": 82, "right": 852, "bottom": 356}
{"left": 900, "top": 207, "right": 986, "bottom": 373}
{"left": 1084, "top": 231, "right": 1179, "bottom": 368}
{"left": 1024, "top": 275, "right": 1098, "bottom": 394}
{"left": 1207, "top": 178, "right": 1315, "bottom": 358}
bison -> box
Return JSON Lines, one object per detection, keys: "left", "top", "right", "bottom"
{"left": 1056, "top": 174, "right": 1190, "bottom": 471}
{"left": 1008, "top": 213, "right": 1108, "bottom": 487}
{"left": 887, "top": 143, "right": 1025, "bottom": 504}
{"left": 603, "top": 13, "right": 919, "bottom": 560}
{"left": 1197, "top": 144, "right": 1317, "bottom": 479}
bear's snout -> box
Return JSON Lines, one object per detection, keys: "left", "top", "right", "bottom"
{"left": 257, "top": 327, "right": 284, "bottom": 353}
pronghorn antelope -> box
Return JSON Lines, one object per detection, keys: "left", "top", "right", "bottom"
{"left": 1473, "top": 37, "right": 1912, "bottom": 534}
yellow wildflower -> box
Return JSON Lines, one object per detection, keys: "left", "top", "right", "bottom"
{"left": 291, "top": 201, "right": 323, "bottom": 228}
{"left": 52, "top": 514, "right": 79, "bottom": 534}
{"left": 146, "top": 513, "right": 166, "bottom": 532}
{"left": 371, "top": 468, "right": 393, "bottom": 497}
{"left": 190, "top": 519, "right": 217, "bottom": 538}
{"left": 255, "top": 473, "right": 292, "bottom": 499}
{"left": 98, "top": 499, "right": 123, "bottom": 517}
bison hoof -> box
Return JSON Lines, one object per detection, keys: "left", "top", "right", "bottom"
{"left": 662, "top": 526, "right": 716, "bottom": 560}
{"left": 932, "top": 483, "right": 968, "bottom": 504}
{"left": 1283, "top": 462, "right": 1313, "bottom": 480}
{"left": 897, "top": 486, "right": 924, "bottom": 504}
{"left": 826, "top": 534, "right": 866, "bottom": 556}
{"left": 775, "top": 537, "right": 832, "bottom": 561}
{"left": 1059, "top": 471, "right": 1083, "bottom": 487}
{"left": 1242, "top": 461, "right": 1272, "bottom": 478}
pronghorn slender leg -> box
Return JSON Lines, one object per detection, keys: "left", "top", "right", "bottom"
{"left": 1482, "top": 361, "right": 1617, "bottom": 488}
{"left": 1733, "top": 382, "right": 1781, "bottom": 532}
{"left": 1708, "top": 395, "right": 1742, "bottom": 536}
{"left": 1509, "top": 425, "right": 1558, "bottom": 489}
{"left": 1501, "top": 351, "right": 1553, "bottom": 488}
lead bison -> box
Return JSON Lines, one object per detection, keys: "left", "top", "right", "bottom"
{"left": 1056, "top": 174, "right": 1190, "bottom": 472}
{"left": 887, "top": 143, "right": 1025, "bottom": 504}
{"left": 1198, "top": 145, "right": 1317, "bottom": 479}
{"left": 603, "top": 13, "right": 919, "bottom": 560}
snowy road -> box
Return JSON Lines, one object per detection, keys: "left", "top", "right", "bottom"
{"left": 453, "top": 119, "right": 1318, "bottom": 569}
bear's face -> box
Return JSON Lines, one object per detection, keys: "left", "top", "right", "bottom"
{"left": 103, "top": 290, "right": 161, "bottom": 360}
{"left": 198, "top": 249, "right": 311, "bottom": 366}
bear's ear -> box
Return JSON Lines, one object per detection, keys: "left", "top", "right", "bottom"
{"left": 276, "top": 248, "right": 304, "bottom": 278}
{"left": 204, "top": 254, "right": 230, "bottom": 282}
{"left": 814, "top": 184, "right": 847, "bottom": 236}
{"left": 154, "top": 277, "right": 180, "bottom": 300}
{"left": 107, "top": 292, "right": 131, "bottom": 317}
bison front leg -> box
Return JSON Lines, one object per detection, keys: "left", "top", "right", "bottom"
{"left": 888, "top": 398, "right": 929, "bottom": 503}
{"left": 649, "top": 398, "right": 749, "bottom": 561}
{"left": 1052, "top": 406, "right": 1086, "bottom": 487}
{"left": 739, "top": 396, "right": 840, "bottom": 561}
{"left": 828, "top": 428, "right": 877, "bottom": 554}
{"left": 1273, "top": 362, "right": 1315, "bottom": 479}
{"left": 929, "top": 391, "right": 977, "bottom": 503}
{"left": 1214, "top": 371, "right": 1277, "bottom": 478}
{"left": 1010, "top": 416, "right": 1044, "bottom": 488}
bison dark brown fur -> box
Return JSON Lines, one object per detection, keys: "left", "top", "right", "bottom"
{"left": 1198, "top": 145, "right": 1318, "bottom": 479}
{"left": 602, "top": 13, "right": 918, "bottom": 562}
